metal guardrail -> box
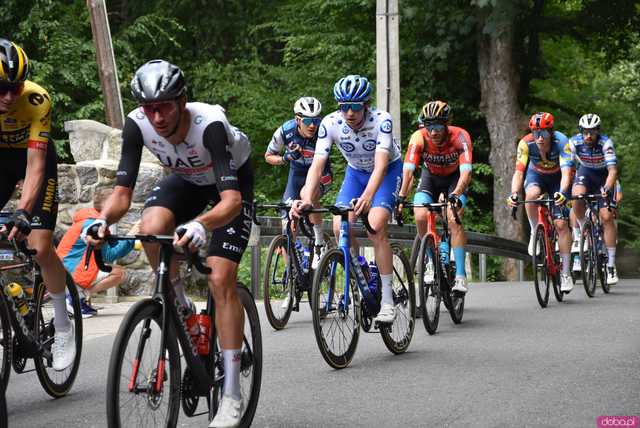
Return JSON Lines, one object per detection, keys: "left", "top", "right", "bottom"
{"left": 249, "top": 216, "right": 529, "bottom": 298}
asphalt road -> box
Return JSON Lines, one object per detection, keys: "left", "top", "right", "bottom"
{"left": 6, "top": 280, "right": 640, "bottom": 428}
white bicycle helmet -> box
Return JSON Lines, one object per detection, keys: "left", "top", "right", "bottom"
{"left": 294, "top": 97, "right": 322, "bottom": 117}
{"left": 579, "top": 113, "right": 601, "bottom": 130}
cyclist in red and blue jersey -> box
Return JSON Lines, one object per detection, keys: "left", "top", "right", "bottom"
{"left": 265, "top": 97, "right": 332, "bottom": 268}
{"left": 567, "top": 113, "right": 619, "bottom": 285}
{"left": 508, "top": 112, "right": 575, "bottom": 292}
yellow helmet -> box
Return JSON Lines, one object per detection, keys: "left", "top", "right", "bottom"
{"left": 419, "top": 100, "right": 450, "bottom": 124}
{"left": 0, "top": 38, "right": 29, "bottom": 83}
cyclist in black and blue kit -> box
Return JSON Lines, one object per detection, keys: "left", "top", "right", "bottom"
{"left": 265, "top": 97, "right": 332, "bottom": 269}
{"left": 568, "top": 113, "right": 619, "bottom": 285}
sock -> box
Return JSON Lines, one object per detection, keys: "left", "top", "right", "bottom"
{"left": 50, "top": 291, "right": 71, "bottom": 332}
{"left": 577, "top": 217, "right": 585, "bottom": 229}
{"left": 313, "top": 224, "right": 324, "bottom": 246}
{"left": 560, "top": 253, "right": 570, "bottom": 276}
{"left": 171, "top": 277, "right": 189, "bottom": 308}
{"left": 380, "top": 274, "right": 393, "bottom": 306}
{"left": 453, "top": 247, "right": 466, "bottom": 277}
{"left": 607, "top": 247, "right": 616, "bottom": 267}
{"left": 528, "top": 216, "right": 536, "bottom": 232}
{"left": 573, "top": 227, "right": 581, "bottom": 242}
{"left": 222, "top": 349, "right": 242, "bottom": 400}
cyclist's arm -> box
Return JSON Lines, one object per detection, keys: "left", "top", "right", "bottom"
{"left": 18, "top": 148, "right": 46, "bottom": 214}
{"left": 198, "top": 121, "right": 242, "bottom": 230}
{"left": 559, "top": 136, "right": 575, "bottom": 194}
{"left": 511, "top": 139, "right": 528, "bottom": 194}
{"left": 603, "top": 138, "right": 618, "bottom": 191}
{"left": 301, "top": 119, "right": 331, "bottom": 204}
{"left": 265, "top": 127, "right": 286, "bottom": 166}
{"left": 399, "top": 131, "right": 423, "bottom": 198}
{"left": 451, "top": 130, "right": 473, "bottom": 196}
{"left": 560, "top": 167, "right": 573, "bottom": 195}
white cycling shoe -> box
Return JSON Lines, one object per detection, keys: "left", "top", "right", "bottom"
{"left": 452, "top": 277, "right": 468, "bottom": 294}
{"left": 560, "top": 274, "right": 574, "bottom": 293}
{"left": 374, "top": 303, "right": 396, "bottom": 324}
{"left": 607, "top": 266, "right": 619, "bottom": 286}
{"left": 52, "top": 323, "right": 76, "bottom": 371}
{"left": 209, "top": 394, "right": 244, "bottom": 428}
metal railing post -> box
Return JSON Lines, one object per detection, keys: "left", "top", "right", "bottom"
{"left": 517, "top": 259, "right": 524, "bottom": 282}
{"left": 479, "top": 253, "right": 487, "bottom": 282}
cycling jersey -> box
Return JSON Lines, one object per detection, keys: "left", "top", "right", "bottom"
{"left": 315, "top": 107, "right": 401, "bottom": 172}
{"left": 403, "top": 126, "right": 473, "bottom": 176}
{"left": 515, "top": 131, "right": 572, "bottom": 175}
{"left": 566, "top": 134, "right": 616, "bottom": 170}
{"left": 267, "top": 118, "right": 321, "bottom": 172}
{"left": 117, "top": 102, "right": 251, "bottom": 189}
{"left": 0, "top": 80, "right": 51, "bottom": 151}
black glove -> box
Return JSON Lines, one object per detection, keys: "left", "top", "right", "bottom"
{"left": 448, "top": 193, "right": 462, "bottom": 209}
{"left": 9, "top": 209, "right": 32, "bottom": 236}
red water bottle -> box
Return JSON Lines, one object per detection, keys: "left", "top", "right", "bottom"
{"left": 196, "top": 310, "right": 211, "bottom": 356}
{"left": 186, "top": 314, "right": 200, "bottom": 348}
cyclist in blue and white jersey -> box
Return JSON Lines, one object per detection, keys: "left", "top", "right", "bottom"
{"left": 291, "top": 75, "right": 402, "bottom": 323}
{"left": 265, "top": 97, "right": 332, "bottom": 268}
{"left": 567, "top": 113, "right": 619, "bottom": 285}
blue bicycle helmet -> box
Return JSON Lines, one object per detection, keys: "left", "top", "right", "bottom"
{"left": 333, "top": 75, "right": 372, "bottom": 103}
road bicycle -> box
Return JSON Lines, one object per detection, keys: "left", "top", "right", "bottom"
{"left": 398, "top": 199, "right": 465, "bottom": 335}
{"left": 310, "top": 205, "right": 415, "bottom": 369}
{"left": 256, "top": 203, "right": 333, "bottom": 330}
{"left": 91, "top": 230, "right": 262, "bottom": 428}
{"left": 511, "top": 198, "right": 565, "bottom": 308}
{"left": 574, "top": 194, "right": 611, "bottom": 296}
{"left": 0, "top": 212, "right": 83, "bottom": 397}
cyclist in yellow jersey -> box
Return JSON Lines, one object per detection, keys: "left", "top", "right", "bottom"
{"left": 0, "top": 39, "right": 76, "bottom": 370}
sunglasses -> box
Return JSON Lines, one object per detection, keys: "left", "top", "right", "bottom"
{"left": 532, "top": 129, "right": 551, "bottom": 139}
{"left": 338, "top": 102, "right": 365, "bottom": 113}
{"left": 299, "top": 116, "right": 321, "bottom": 126}
{"left": 581, "top": 129, "right": 599, "bottom": 136}
{"left": 425, "top": 123, "right": 446, "bottom": 133}
{"left": 0, "top": 82, "right": 23, "bottom": 96}
{"left": 140, "top": 101, "right": 177, "bottom": 117}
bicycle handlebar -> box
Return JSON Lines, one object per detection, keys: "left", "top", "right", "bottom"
{"left": 395, "top": 201, "right": 462, "bottom": 227}
{"left": 254, "top": 202, "right": 314, "bottom": 239}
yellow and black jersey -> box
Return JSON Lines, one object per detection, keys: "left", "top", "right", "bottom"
{"left": 0, "top": 80, "right": 51, "bottom": 151}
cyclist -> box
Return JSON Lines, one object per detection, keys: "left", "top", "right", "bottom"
{"left": 0, "top": 39, "right": 76, "bottom": 370}
{"left": 396, "top": 101, "right": 473, "bottom": 293}
{"left": 507, "top": 112, "right": 575, "bottom": 292}
{"left": 264, "top": 96, "right": 332, "bottom": 269}
{"left": 567, "top": 113, "right": 619, "bottom": 285}
{"left": 84, "top": 60, "right": 253, "bottom": 428}
{"left": 290, "top": 74, "right": 402, "bottom": 323}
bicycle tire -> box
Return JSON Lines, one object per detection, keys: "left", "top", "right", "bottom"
{"left": 409, "top": 235, "right": 423, "bottom": 318}
{"left": 34, "top": 273, "right": 83, "bottom": 398}
{"left": 0, "top": 299, "right": 11, "bottom": 392}
{"left": 311, "top": 248, "right": 360, "bottom": 369}
{"left": 533, "top": 225, "right": 550, "bottom": 308}
{"left": 580, "top": 223, "right": 597, "bottom": 297}
{"left": 263, "top": 235, "right": 293, "bottom": 330}
{"left": 209, "top": 286, "right": 263, "bottom": 427}
{"left": 106, "top": 299, "right": 181, "bottom": 428}
{"left": 417, "top": 235, "right": 440, "bottom": 335}
{"left": 551, "top": 231, "right": 563, "bottom": 302}
{"left": 596, "top": 228, "right": 610, "bottom": 294}
{"left": 380, "top": 243, "right": 415, "bottom": 354}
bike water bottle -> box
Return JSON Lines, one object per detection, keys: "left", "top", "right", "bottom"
{"left": 196, "top": 310, "right": 211, "bottom": 356}
{"left": 439, "top": 240, "right": 450, "bottom": 265}
{"left": 185, "top": 313, "right": 200, "bottom": 349}
{"left": 368, "top": 262, "right": 379, "bottom": 298}
{"left": 357, "top": 256, "right": 371, "bottom": 283}
{"left": 302, "top": 246, "right": 311, "bottom": 273}
{"left": 5, "top": 282, "right": 29, "bottom": 316}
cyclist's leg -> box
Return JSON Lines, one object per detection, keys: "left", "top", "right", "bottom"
{"left": 546, "top": 174, "right": 572, "bottom": 281}
{"left": 304, "top": 163, "right": 332, "bottom": 247}
{"left": 445, "top": 173, "right": 469, "bottom": 286}
{"left": 334, "top": 165, "right": 367, "bottom": 254}
{"left": 280, "top": 168, "right": 300, "bottom": 234}
{"left": 141, "top": 174, "right": 210, "bottom": 307}
{"left": 369, "top": 159, "right": 402, "bottom": 317}
{"left": 413, "top": 168, "right": 435, "bottom": 238}
{"left": 524, "top": 172, "right": 544, "bottom": 254}
{"left": 572, "top": 168, "right": 589, "bottom": 227}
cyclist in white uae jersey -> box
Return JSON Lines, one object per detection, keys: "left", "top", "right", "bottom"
{"left": 84, "top": 60, "right": 252, "bottom": 428}
{"left": 291, "top": 74, "right": 402, "bottom": 324}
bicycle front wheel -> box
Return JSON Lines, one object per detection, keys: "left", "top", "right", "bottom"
{"left": 0, "top": 299, "right": 11, "bottom": 392}
{"left": 533, "top": 225, "right": 550, "bottom": 308}
{"left": 597, "top": 232, "right": 610, "bottom": 294}
{"left": 580, "top": 223, "right": 597, "bottom": 297}
{"left": 106, "top": 300, "right": 181, "bottom": 428}
{"left": 380, "top": 243, "right": 415, "bottom": 354}
{"left": 551, "top": 232, "right": 563, "bottom": 303}
{"left": 417, "top": 235, "right": 440, "bottom": 335}
{"left": 312, "top": 248, "right": 360, "bottom": 369}
{"left": 263, "top": 234, "right": 293, "bottom": 330}
{"left": 34, "top": 273, "right": 83, "bottom": 398}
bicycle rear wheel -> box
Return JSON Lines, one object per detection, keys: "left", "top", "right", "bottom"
{"left": 580, "top": 223, "right": 597, "bottom": 297}
{"left": 597, "top": 231, "right": 610, "bottom": 294}
{"left": 380, "top": 243, "right": 415, "bottom": 354}
{"left": 263, "top": 235, "right": 293, "bottom": 330}
{"left": 311, "top": 248, "right": 360, "bottom": 369}
{"left": 34, "top": 273, "right": 83, "bottom": 398}
{"left": 417, "top": 235, "right": 440, "bottom": 335}
{"left": 533, "top": 225, "right": 550, "bottom": 308}
{"left": 106, "top": 300, "right": 181, "bottom": 428}
{"left": 551, "top": 232, "right": 563, "bottom": 302}
{"left": 0, "top": 299, "right": 11, "bottom": 392}
{"left": 209, "top": 286, "right": 263, "bottom": 427}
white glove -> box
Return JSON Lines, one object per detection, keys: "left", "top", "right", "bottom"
{"left": 176, "top": 221, "right": 207, "bottom": 249}
{"left": 81, "top": 218, "right": 108, "bottom": 243}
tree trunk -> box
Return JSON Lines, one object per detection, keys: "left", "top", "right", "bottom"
{"left": 477, "top": 12, "right": 525, "bottom": 280}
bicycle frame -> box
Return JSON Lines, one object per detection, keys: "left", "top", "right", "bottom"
{"left": 535, "top": 201, "right": 560, "bottom": 278}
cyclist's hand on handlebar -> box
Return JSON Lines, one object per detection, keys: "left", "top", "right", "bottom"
{"left": 600, "top": 186, "right": 612, "bottom": 201}
{"left": 394, "top": 195, "right": 406, "bottom": 222}
{"left": 174, "top": 221, "right": 207, "bottom": 251}
{"left": 353, "top": 196, "right": 372, "bottom": 217}
{"left": 82, "top": 218, "right": 108, "bottom": 247}
{"left": 506, "top": 192, "right": 519, "bottom": 208}
{"left": 7, "top": 209, "right": 32, "bottom": 241}
{"left": 448, "top": 193, "right": 462, "bottom": 209}
{"left": 290, "top": 199, "right": 310, "bottom": 219}
{"left": 553, "top": 191, "right": 569, "bottom": 206}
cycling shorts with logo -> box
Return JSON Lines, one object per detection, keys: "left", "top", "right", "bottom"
{"left": 413, "top": 168, "right": 468, "bottom": 208}
{"left": 524, "top": 169, "right": 567, "bottom": 219}
{"left": 336, "top": 159, "right": 402, "bottom": 213}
